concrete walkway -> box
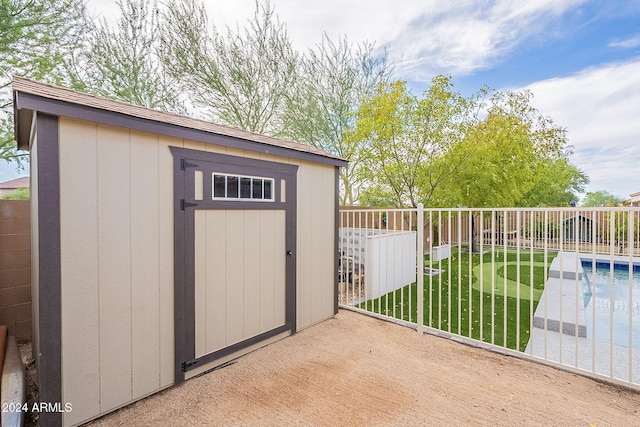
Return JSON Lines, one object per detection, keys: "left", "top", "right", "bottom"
{"left": 88, "top": 310, "right": 640, "bottom": 426}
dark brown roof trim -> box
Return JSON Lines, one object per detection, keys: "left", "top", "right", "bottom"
{"left": 13, "top": 77, "right": 348, "bottom": 167}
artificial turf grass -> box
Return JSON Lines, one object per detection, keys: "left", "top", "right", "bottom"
{"left": 359, "top": 248, "right": 558, "bottom": 351}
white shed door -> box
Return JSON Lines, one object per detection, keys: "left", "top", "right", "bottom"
{"left": 193, "top": 209, "right": 286, "bottom": 358}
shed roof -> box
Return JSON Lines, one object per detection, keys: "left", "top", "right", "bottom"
{"left": 562, "top": 214, "right": 594, "bottom": 223}
{"left": 12, "top": 76, "right": 347, "bottom": 167}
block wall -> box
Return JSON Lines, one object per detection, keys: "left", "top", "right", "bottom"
{"left": 0, "top": 200, "right": 31, "bottom": 340}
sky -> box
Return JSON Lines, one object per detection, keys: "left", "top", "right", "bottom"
{"left": 3, "top": 0, "right": 639, "bottom": 201}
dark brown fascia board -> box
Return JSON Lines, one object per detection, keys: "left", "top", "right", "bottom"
{"left": 13, "top": 90, "right": 348, "bottom": 168}
{"left": 13, "top": 91, "right": 34, "bottom": 151}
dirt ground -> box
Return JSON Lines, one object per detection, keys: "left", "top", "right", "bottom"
{"left": 17, "top": 341, "right": 39, "bottom": 427}
{"left": 67, "top": 310, "right": 640, "bottom": 425}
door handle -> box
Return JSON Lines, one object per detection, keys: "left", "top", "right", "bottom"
{"left": 287, "top": 250, "right": 292, "bottom": 257}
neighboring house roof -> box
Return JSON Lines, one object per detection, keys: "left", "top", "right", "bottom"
{"left": 563, "top": 214, "right": 593, "bottom": 222}
{"left": 0, "top": 176, "right": 29, "bottom": 190}
{"left": 12, "top": 76, "right": 347, "bottom": 167}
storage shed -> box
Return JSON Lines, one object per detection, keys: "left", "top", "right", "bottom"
{"left": 13, "top": 76, "right": 347, "bottom": 426}
{"left": 563, "top": 214, "right": 594, "bottom": 243}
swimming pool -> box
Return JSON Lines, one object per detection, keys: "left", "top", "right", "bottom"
{"left": 582, "top": 261, "right": 640, "bottom": 350}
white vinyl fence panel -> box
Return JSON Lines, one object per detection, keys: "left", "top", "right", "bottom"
{"left": 339, "top": 228, "right": 417, "bottom": 300}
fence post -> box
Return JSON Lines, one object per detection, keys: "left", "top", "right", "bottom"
{"left": 417, "top": 204, "right": 424, "bottom": 334}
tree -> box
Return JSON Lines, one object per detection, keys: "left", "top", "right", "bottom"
{"left": 160, "top": 0, "right": 299, "bottom": 134}
{"left": 582, "top": 190, "right": 623, "bottom": 207}
{"left": 350, "top": 76, "right": 478, "bottom": 207}
{"left": 436, "top": 89, "right": 584, "bottom": 208}
{"left": 0, "top": 0, "right": 86, "bottom": 164}
{"left": 68, "top": 0, "right": 186, "bottom": 114}
{"left": 430, "top": 89, "right": 587, "bottom": 250}
{"left": 280, "top": 34, "right": 390, "bottom": 205}
{"left": 522, "top": 158, "right": 588, "bottom": 207}
{"left": 437, "top": 111, "right": 540, "bottom": 252}
{"left": 435, "top": 113, "right": 536, "bottom": 207}
{"left": 0, "top": 187, "right": 29, "bottom": 199}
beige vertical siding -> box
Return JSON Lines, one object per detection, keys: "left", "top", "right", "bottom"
{"left": 261, "top": 210, "right": 286, "bottom": 328}
{"left": 296, "top": 161, "right": 336, "bottom": 330}
{"left": 59, "top": 119, "right": 100, "bottom": 425}
{"left": 97, "top": 124, "right": 133, "bottom": 411}
{"left": 157, "top": 136, "right": 178, "bottom": 388}
{"left": 194, "top": 210, "right": 286, "bottom": 358}
{"left": 225, "top": 211, "right": 245, "bottom": 345}
{"left": 194, "top": 209, "right": 207, "bottom": 358}
{"left": 55, "top": 117, "right": 337, "bottom": 425}
{"left": 297, "top": 162, "right": 313, "bottom": 328}
{"left": 202, "top": 211, "right": 225, "bottom": 353}
{"left": 129, "top": 132, "right": 161, "bottom": 398}
{"left": 58, "top": 119, "right": 175, "bottom": 425}
{"left": 242, "top": 211, "right": 261, "bottom": 338}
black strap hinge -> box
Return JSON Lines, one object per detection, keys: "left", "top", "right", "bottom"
{"left": 180, "top": 199, "right": 198, "bottom": 210}
{"left": 181, "top": 159, "right": 199, "bottom": 170}
{"left": 182, "top": 360, "right": 199, "bottom": 372}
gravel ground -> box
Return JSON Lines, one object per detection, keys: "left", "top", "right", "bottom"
{"left": 80, "top": 309, "right": 640, "bottom": 426}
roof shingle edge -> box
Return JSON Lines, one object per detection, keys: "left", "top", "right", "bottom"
{"left": 12, "top": 76, "right": 347, "bottom": 166}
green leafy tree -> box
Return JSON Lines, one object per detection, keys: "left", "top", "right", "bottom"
{"left": 350, "top": 76, "right": 478, "bottom": 207}
{"left": 349, "top": 80, "right": 417, "bottom": 207}
{"left": 581, "top": 190, "right": 623, "bottom": 207}
{"left": 523, "top": 158, "right": 588, "bottom": 207}
{"left": 433, "top": 89, "right": 587, "bottom": 251}
{"left": 438, "top": 113, "right": 540, "bottom": 207}
{"left": 160, "top": 0, "right": 299, "bottom": 134}
{"left": 437, "top": 89, "right": 583, "bottom": 208}
{"left": 0, "top": 0, "right": 86, "bottom": 164}
{"left": 68, "top": 0, "right": 186, "bottom": 114}
{"left": 280, "top": 34, "right": 390, "bottom": 205}
{"left": 0, "top": 187, "right": 29, "bottom": 199}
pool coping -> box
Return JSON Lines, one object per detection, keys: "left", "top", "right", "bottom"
{"left": 528, "top": 251, "right": 640, "bottom": 386}
{"left": 534, "top": 252, "right": 588, "bottom": 337}
{"left": 534, "top": 252, "right": 640, "bottom": 339}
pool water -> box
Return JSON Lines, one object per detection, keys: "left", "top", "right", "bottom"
{"left": 582, "top": 262, "right": 640, "bottom": 350}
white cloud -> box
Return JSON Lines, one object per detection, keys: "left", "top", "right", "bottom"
{"left": 197, "top": 0, "right": 588, "bottom": 80}
{"left": 608, "top": 35, "right": 640, "bottom": 49}
{"left": 524, "top": 59, "right": 640, "bottom": 198}
{"left": 87, "top": 0, "right": 588, "bottom": 80}
{"left": 382, "top": 0, "right": 589, "bottom": 80}
{"left": 278, "top": 0, "right": 588, "bottom": 80}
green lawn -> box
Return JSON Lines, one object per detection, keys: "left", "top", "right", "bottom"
{"left": 359, "top": 248, "right": 557, "bottom": 351}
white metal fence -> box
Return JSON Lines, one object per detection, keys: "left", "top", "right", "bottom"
{"left": 338, "top": 206, "right": 640, "bottom": 390}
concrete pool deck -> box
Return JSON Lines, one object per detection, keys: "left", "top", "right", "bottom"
{"left": 527, "top": 251, "right": 640, "bottom": 387}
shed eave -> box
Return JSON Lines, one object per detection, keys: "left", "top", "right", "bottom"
{"left": 14, "top": 94, "right": 33, "bottom": 151}
{"left": 12, "top": 77, "right": 349, "bottom": 168}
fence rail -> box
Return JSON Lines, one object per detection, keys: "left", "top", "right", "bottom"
{"left": 338, "top": 206, "right": 640, "bottom": 390}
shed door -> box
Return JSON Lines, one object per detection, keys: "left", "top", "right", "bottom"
{"left": 171, "top": 147, "right": 297, "bottom": 382}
